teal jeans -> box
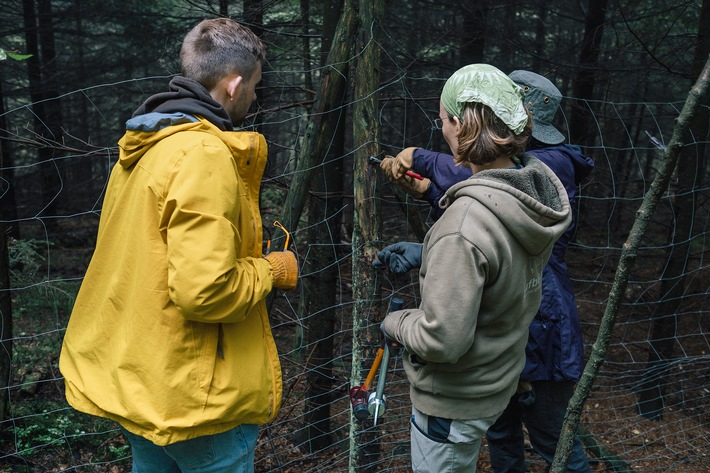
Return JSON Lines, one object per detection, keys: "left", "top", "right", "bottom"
{"left": 120, "top": 424, "right": 259, "bottom": 473}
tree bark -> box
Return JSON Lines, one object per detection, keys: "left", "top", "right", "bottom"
{"left": 391, "top": 186, "right": 429, "bottom": 242}
{"left": 0, "top": 52, "right": 17, "bottom": 421}
{"left": 301, "top": 0, "right": 313, "bottom": 92}
{"left": 349, "top": 0, "right": 384, "bottom": 471}
{"left": 244, "top": 0, "right": 264, "bottom": 37}
{"left": 23, "top": 0, "right": 63, "bottom": 235}
{"left": 0, "top": 160, "right": 12, "bottom": 422}
{"left": 244, "top": 0, "right": 265, "bottom": 116}
{"left": 460, "top": 3, "right": 486, "bottom": 63}
{"left": 70, "top": 0, "right": 93, "bottom": 211}
{"left": 569, "top": 0, "right": 608, "bottom": 146}
{"left": 279, "top": 3, "right": 358, "bottom": 233}
{"left": 0, "top": 74, "right": 19, "bottom": 240}
{"left": 551, "top": 54, "right": 710, "bottom": 472}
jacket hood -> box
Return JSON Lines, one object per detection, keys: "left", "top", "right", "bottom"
{"left": 117, "top": 76, "right": 237, "bottom": 169}
{"left": 118, "top": 112, "right": 212, "bottom": 169}
{"left": 442, "top": 154, "right": 571, "bottom": 256}
{"left": 133, "top": 76, "right": 233, "bottom": 131}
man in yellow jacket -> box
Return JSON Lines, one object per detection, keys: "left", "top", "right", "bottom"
{"left": 59, "top": 18, "right": 298, "bottom": 472}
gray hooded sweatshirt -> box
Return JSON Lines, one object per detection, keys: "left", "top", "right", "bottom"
{"left": 381, "top": 154, "right": 572, "bottom": 420}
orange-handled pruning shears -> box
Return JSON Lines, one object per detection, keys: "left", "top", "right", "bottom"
{"left": 362, "top": 347, "right": 384, "bottom": 392}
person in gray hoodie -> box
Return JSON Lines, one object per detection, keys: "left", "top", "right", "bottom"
{"left": 380, "top": 64, "right": 572, "bottom": 473}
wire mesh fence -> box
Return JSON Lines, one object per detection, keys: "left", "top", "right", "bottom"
{"left": 0, "top": 79, "right": 708, "bottom": 472}
{"left": 1, "top": 0, "right": 709, "bottom": 460}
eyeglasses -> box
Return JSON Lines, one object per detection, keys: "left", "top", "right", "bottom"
{"left": 432, "top": 118, "right": 443, "bottom": 130}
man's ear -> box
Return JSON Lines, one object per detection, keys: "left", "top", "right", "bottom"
{"left": 226, "top": 75, "right": 244, "bottom": 101}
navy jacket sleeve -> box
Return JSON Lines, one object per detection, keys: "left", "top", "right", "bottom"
{"left": 411, "top": 148, "right": 472, "bottom": 220}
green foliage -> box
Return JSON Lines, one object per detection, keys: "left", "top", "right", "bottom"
{"left": 0, "top": 240, "right": 126, "bottom": 466}
{"left": 7, "top": 401, "right": 129, "bottom": 466}
{"left": 8, "top": 239, "right": 78, "bottom": 395}
{"left": 261, "top": 184, "right": 287, "bottom": 214}
{"left": 11, "top": 403, "right": 72, "bottom": 455}
{"left": 7, "top": 239, "right": 45, "bottom": 285}
{"left": 7, "top": 239, "right": 77, "bottom": 392}
{"left": 0, "top": 49, "right": 32, "bottom": 61}
{"left": 8, "top": 239, "right": 78, "bottom": 319}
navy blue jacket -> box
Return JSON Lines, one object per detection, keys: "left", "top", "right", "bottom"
{"left": 411, "top": 145, "right": 594, "bottom": 382}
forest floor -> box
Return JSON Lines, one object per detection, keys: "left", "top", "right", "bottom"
{"left": 253, "top": 244, "right": 709, "bottom": 473}
{"left": 273, "top": 216, "right": 709, "bottom": 472}
{"left": 0, "top": 219, "right": 708, "bottom": 472}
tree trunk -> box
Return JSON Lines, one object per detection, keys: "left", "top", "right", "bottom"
{"left": 550, "top": 54, "right": 710, "bottom": 473}
{"left": 23, "top": 0, "right": 63, "bottom": 235}
{"left": 391, "top": 186, "right": 429, "bottom": 242}
{"left": 244, "top": 0, "right": 264, "bottom": 117}
{"left": 637, "top": 1, "right": 710, "bottom": 420}
{"left": 460, "top": 3, "right": 486, "bottom": 63}
{"left": 244, "top": 0, "right": 264, "bottom": 37}
{"left": 301, "top": 0, "right": 313, "bottom": 92}
{"left": 349, "top": 0, "right": 384, "bottom": 471}
{"left": 70, "top": 0, "right": 93, "bottom": 212}
{"left": 279, "top": 3, "right": 358, "bottom": 233}
{"left": 569, "top": 0, "right": 608, "bottom": 146}
{"left": 532, "top": 3, "right": 547, "bottom": 72}
{"left": 0, "top": 150, "right": 12, "bottom": 422}
{"left": 0, "top": 62, "right": 15, "bottom": 421}
{"left": 299, "top": 0, "right": 346, "bottom": 453}
{"left": 0, "top": 74, "right": 19, "bottom": 240}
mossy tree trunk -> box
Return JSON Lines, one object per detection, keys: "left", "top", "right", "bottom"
{"left": 349, "top": 0, "right": 384, "bottom": 471}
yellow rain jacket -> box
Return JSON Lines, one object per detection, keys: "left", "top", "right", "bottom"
{"left": 59, "top": 113, "right": 281, "bottom": 446}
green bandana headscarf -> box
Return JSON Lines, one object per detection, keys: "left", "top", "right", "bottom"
{"left": 440, "top": 64, "right": 528, "bottom": 135}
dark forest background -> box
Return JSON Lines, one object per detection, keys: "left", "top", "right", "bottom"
{"left": 0, "top": 1, "right": 708, "bottom": 472}
{"left": 1, "top": 0, "right": 707, "bottom": 241}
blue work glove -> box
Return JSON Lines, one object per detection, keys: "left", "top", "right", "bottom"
{"left": 372, "top": 242, "right": 423, "bottom": 274}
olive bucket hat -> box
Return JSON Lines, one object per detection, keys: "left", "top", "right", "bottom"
{"left": 508, "top": 70, "right": 566, "bottom": 145}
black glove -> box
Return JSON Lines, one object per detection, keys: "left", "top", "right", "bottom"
{"left": 372, "top": 242, "right": 423, "bottom": 274}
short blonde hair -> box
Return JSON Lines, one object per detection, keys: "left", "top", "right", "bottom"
{"left": 180, "top": 18, "right": 266, "bottom": 90}
{"left": 453, "top": 102, "right": 532, "bottom": 166}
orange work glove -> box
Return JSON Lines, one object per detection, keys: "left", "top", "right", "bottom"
{"left": 389, "top": 147, "right": 418, "bottom": 180}
{"left": 265, "top": 251, "right": 299, "bottom": 290}
{"left": 394, "top": 175, "right": 431, "bottom": 198}
{"left": 380, "top": 148, "right": 430, "bottom": 198}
